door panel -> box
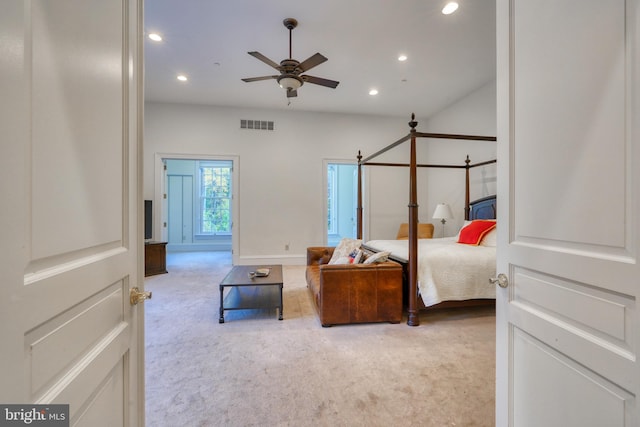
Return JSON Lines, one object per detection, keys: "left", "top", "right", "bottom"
{"left": 168, "top": 176, "right": 183, "bottom": 243}
{"left": 511, "top": 0, "right": 626, "bottom": 249}
{"left": 26, "top": 281, "right": 125, "bottom": 395}
{"left": 31, "top": 0, "right": 125, "bottom": 260}
{"left": 496, "top": 0, "right": 639, "bottom": 425}
{"left": 0, "top": 1, "right": 143, "bottom": 425}
{"left": 73, "top": 359, "right": 125, "bottom": 426}
{"left": 182, "top": 176, "right": 194, "bottom": 242}
{"left": 513, "top": 329, "right": 631, "bottom": 427}
{"left": 168, "top": 175, "right": 194, "bottom": 244}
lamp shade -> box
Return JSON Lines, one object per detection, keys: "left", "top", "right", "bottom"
{"left": 432, "top": 203, "right": 453, "bottom": 220}
{"left": 278, "top": 76, "right": 302, "bottom": 90}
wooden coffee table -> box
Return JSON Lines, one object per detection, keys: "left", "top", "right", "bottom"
{"left": 218, "top": 265, "right": 283, "bottom": 323}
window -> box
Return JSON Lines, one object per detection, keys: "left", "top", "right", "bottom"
{"left": 198, "top": 161, "right": 232, "bottom": 234}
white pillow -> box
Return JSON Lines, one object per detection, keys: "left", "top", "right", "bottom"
{"left": 332, "top": 249, "right": 364, "bottom": 265}
{"left": 479, "top": 228, "right": 497, "bottom": 247}
{"left": 362, "top": 251, "right": 391, "bottom": 264}
{"left": 329, "top": 238, "right": 362, "bottom": 264}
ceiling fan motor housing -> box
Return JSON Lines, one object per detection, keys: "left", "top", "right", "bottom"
{"left": 280, "top": 59, "right": 301, "bottom": 73}
{"left": 277, "top": 59, "right": 303, "bottom": 90}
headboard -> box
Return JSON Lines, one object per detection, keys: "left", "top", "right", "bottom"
{"left": 469, "top": 195, "right": 496, "bottom": 220}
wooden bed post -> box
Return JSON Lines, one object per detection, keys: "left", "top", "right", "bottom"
{"left": 355, "top": 123, "right": 496, "bottom": 327}
{"left": 464, "top": 155, "right": 471, "bottom": 221}
{"left": 357, "top": 151, "right": 363, "bottom": 240}
{"left": 407, "top": 114, "right": 419, "bottom": 326}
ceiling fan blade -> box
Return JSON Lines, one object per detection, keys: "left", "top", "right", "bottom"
{"left": 302, "top": 75, "right": 339, "bottom": 89}
{"left": 297, "top": 53, "right": 327, "bottom": 72}
{"left": 286, "top": 89, "right": 298, "bottom": 98}
{"left": 247, "top": 51, "right": 281, "bottom": 70}
{"left": 241, "top": 75, "right": 279, "bottom": 83}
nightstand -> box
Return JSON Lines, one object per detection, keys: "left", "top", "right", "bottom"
{"left": 144, "top": 241, "right": 167, "bottom": 277}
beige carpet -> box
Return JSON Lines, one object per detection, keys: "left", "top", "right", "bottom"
{"left": 144, "top": 251, "right": 495, "bottom": 427}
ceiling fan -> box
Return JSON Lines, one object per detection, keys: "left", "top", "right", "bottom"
{"left": 241, "top": 18, "right": 340, "bottom": 98}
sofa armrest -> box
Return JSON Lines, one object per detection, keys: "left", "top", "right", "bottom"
{"left": 307, "top": 246, "right": 335, "bottom": 266}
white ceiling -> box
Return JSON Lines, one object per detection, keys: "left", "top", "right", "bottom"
{"left": 144, "top": 0, "right": 496, "bottom": 118}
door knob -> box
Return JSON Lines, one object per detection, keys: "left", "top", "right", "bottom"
{"left": 490, "top": 273, "right": 509, "bottom": 288}
{"left": 130, "top": 287, "right": 152, "bottom": 305}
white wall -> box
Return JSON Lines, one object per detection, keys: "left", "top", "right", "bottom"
{"left": 144, "top": 103, "right": 411, "bottom": 264}
{"left": 421, "top": 80, "right": 497, "bottom": 235}
{"left": 144, "top": 84, "right": 496, "bottom": 262}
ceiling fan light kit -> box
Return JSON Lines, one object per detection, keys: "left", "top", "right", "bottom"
{"left": 242, "top": 18, "right": 339, "bottom": 99}
{"left": 278, "top": 76, "right": 302, "bottom": 90}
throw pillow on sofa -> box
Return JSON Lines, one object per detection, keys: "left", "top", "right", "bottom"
{"left": 328, "top": 238, "right": 362, "bottom": 264}
{"left": 331, "top": 249, "right": 364, "bottom": 265}
{"left": 362, "top": 251, "right": 391, "bottom": 264}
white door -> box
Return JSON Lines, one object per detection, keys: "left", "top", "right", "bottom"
{"left": 168, "top": 175, "right": 194, "bottom": 244}
{"left": 496, "top": 1, "right": 639, "bottom": 426}
{"left": 0, "top": 1, "right": 145, "bottom": 426}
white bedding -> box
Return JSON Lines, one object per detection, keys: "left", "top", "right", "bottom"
{"left": 364, "top": 237, "right": 496, "bottom": 307}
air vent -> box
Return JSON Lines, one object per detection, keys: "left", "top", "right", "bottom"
{"left": 240, "top": 119, "right": 274, "bottom": 131}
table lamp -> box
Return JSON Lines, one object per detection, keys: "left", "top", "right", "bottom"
{"left": 432, "top": 203, "right": 454, "bottom": 237}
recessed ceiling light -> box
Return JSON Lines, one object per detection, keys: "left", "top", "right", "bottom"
{"left": 148, "top": 33, "right": 162, "bottom": 42}
{"left": 177, "top": 75, "right": 188, "bottom": 82}
{"left": 369, "top": 89, "right": 379, "bottom": 96}
{"left": 442, "top": 2, "right": 459, "bottom": 15}
{"left": 398, "top": 55, "right": 408, "bottom": 62}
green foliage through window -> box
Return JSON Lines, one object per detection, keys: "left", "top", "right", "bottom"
{"left": 199, "top": 162, "right": 232, "bottom": 233}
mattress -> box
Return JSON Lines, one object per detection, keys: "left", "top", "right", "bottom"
{"left": 364, "top": 237, "right": 496, "bottom": 307}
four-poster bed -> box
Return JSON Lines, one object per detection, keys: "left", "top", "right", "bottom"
{"left": 356, "top": 114, "right": 497, "bottom": 326}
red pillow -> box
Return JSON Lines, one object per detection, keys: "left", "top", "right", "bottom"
{"left": 458, "top": 220, "right": 496, "bottom": 245}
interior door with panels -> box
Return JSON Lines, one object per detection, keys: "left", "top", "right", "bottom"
{"left": 496, "top": 0, "right": 639, "bottom": 426}
{"left": 0, "top": 0, "right": 145, "bottom": 425}
{"left": 168, "top": 175, "right": 194, "bottom": 244}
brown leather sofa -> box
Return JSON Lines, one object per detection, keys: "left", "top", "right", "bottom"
{"left": 305, "top": 246, "right": 403, "bottom": 327}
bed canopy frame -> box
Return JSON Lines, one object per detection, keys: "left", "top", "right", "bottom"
{"left": 356, "top": 114, "right": 497, "bottom": 326}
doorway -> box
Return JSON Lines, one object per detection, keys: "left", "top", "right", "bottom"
{"left": 325, "top": 161, "right": 358, "bottom": 246}
{"left": 155, "top": 154, "right": 239, "bottom": 264}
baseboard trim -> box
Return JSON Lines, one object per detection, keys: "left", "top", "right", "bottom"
{"left": 167, "top": 243, "right": 231, "bottom": 252}
{"left": 236, "top": 254, "right": 306, "bottom": 266}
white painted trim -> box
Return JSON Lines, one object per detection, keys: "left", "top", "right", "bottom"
{"left": 236, "top": 254, "right": 306, "bottom": 266}
{"left": 167, "top": 243, "right": 231, "bottom": 252}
